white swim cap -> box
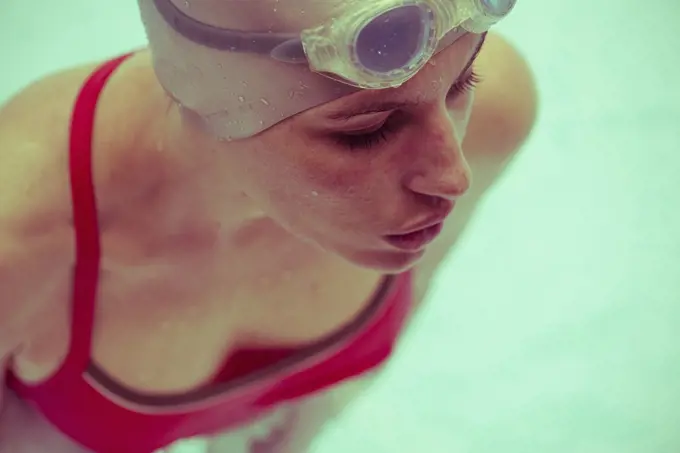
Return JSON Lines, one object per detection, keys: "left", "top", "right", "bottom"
{"left": 138, "top": 0, "right": 515, "bottom": 139}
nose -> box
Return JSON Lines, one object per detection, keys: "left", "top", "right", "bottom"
{"left": 403, "top": 108, "right": 472, "bottom": 201}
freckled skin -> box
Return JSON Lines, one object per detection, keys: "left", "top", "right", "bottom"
{"left": 138, "top": 0, "right": 482, "bottom": 271}
{"left": 183, "top": 34, "right": 481, "bottom": 271}
{"left": 0, "top": 3, "right": 536, "bottom": 450}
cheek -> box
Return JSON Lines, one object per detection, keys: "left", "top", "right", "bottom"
{"left": 297, "top": 158, "right": 377, "bottom": 215}
{"left": 249, "top": 141, "right": 373, "bottom": 213}
{"left": 247, "top": 130, "right": 404, "bottom": 232}
{"left": 289, "top": 138, "right": 377, "bottom": 198}
{"left": 306, "top": 162, "right": 371, "bottom": 194}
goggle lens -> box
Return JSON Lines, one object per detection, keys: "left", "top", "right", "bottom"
{"left": 480, "top": 0, "right": 516, "bottom": 16}
{"left": 354, "top": 4, "right": 433, "bottom": 75}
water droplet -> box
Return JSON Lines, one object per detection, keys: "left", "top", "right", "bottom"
{"left": 241, "top": 81, "right": 248, "bottom": 87}
{"left": 260, "top": 98, "right": 270, "bottom": 106}
{"left": 183, "top": 0, "right": 190, "bottom": 8}
{"left": 311, "top": 191, "right": 319, "bottom": 197}
{"left": 238, "top": 95, "right": 245, "bottom": 102}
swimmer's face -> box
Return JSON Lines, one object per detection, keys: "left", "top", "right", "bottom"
{"left": 221, "top": 33, "right": 485, "bottom": 272}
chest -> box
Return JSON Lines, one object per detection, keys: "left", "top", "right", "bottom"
{"left": 14, "top": 227, "right": 387, "bottom": 396}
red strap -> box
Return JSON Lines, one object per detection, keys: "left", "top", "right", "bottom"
{"left": 64, "top": 54, "right": 133, "bottom": 371}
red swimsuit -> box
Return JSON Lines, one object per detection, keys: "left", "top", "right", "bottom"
{"left": 6, "top": 54, "right": 414, "bottom": 453}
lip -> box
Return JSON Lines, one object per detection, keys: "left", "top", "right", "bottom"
{"left": 384, "top": 222, "right": 444, "bottom": 251}
{"left": 392, "top": 216, "right": 446, "bottom": 236}
{"left": 391, "top": 201, "right": 454, "bottom": 236}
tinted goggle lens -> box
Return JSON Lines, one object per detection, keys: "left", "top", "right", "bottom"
{"left": 354, "top": 4, "right": 432, "bottom": 74}
{"left": 480, "top": 0, "right": 516, "bottom": 16}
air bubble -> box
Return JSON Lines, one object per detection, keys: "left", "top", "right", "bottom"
{"left": 238, "top": 95, "right": 245, "bottom": 102}
{"left": 260, "top": 98, "right": 271, "bottom": 106}
{"left": 311, "top": 191, "right": 319, "bottom": 197}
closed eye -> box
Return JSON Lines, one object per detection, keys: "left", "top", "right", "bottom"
{"left": 334, "top": 70, "right": 482, "bottom": 151}
{"left": 333, "top": 119, "right": 400, "bottom": 151}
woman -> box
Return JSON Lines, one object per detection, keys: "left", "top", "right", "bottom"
{"left": 0, "top": 0, "right": 537, "bottom": 451}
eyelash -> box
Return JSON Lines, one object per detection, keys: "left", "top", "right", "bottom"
{"left": 336, "top": 70, "right": 482, "bottom": 151}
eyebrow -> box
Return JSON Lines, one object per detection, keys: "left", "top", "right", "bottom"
{"left": 326, "top": 32, "right": 488, "bottom": 121}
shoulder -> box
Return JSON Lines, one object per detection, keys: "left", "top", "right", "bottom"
{"left": 0, "top": 64, "right": 97, "bottom": 219}
{"left": 0, "top": 53, "right": 165, "bottom": 347}
{"left": 0, "top": 51, "right": 172, "bottom": 228}
{"left": 0, "top": 66, "right": 98, "bottom": 349}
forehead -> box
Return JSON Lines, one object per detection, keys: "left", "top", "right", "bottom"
{"left": 309, "top": 32, "right": 483, "bottom": 119}
{"left": 173, "top": 0, "right": 358, "bottom": 31}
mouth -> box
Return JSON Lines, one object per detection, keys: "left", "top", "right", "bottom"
{"left": 382, "top": 201, "right": 453, "bottom": 252}
{"left": 383, "top": 222, "right": 444, "bottom": 251}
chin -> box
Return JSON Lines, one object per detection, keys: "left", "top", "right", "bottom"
{"left": 308, "top": 234, "right": 426, "bottom": 274}
{"left": 345, "top": 249, "right": 426, "bottom": 274}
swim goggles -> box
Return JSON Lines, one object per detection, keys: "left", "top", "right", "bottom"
{"left": 152, "top": 0, "right": 516, "bottom": 89}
